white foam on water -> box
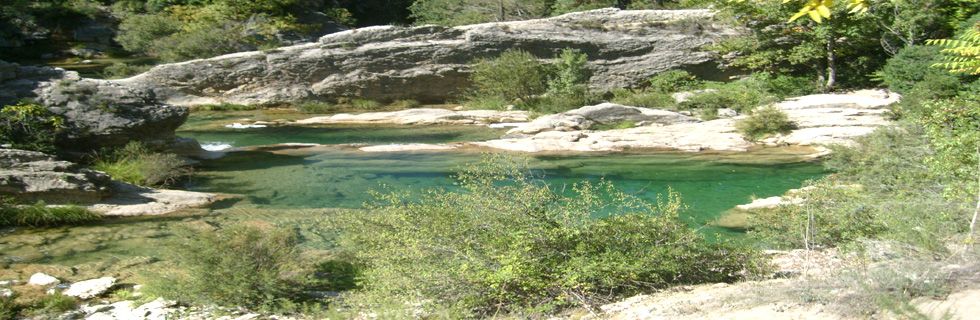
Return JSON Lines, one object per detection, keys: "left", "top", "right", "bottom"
{"left": 201, "top": 142, "right": 234, "bottom": 151}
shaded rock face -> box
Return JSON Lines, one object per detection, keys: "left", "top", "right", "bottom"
{"left": 118, "top": 9, "right": 736, "bottom": 106}
{"left": 0, "top": 148, "right": 111, "bottom": 203}
{"left": 1, "top": 60, "right": 189, "bottom": 151}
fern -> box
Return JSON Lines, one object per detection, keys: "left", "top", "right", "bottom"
{"left": 928, "top": 22, "right": 980, "bottom": 75}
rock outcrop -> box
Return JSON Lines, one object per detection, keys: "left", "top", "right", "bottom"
{"left": 506, "top": 103, "right": 697, "bottom": 135}
{"left": 1, "top": 61, "right": 189, "bottom": 151}
{"left": 476, "top": 90, "right": 899, "bottom": 153}
{"left": 115, "top": 9, "right": 736, "bottom": 106}
{"left": 63, "top": 277, "right": 116, "bottom": 299}
{"left": 88, "top": 182, "right": 219, "bottom": 216}
{"left": 0, "top": 148, "right": 112, "bottom": 203}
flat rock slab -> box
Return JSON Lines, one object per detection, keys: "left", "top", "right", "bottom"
{"left": 295, "top": 108, "right": 529, "bottom": 125}
{"left": 358, "top": 143, "right": 461, "bottom": 152}
{"left": 88, "top": 182, "right": 218, "bottom": 216}
{"left": 64, "top": 277, "right": 115, "bottom": 299}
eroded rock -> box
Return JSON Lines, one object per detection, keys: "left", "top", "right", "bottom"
{"left": 507, "top": 103, "right": 697, "bottom": 135}
{"left": 296, "top": 108, "right": 530, "bottom": 125}
{"left": 0, "top": 149, "right": 111, "bottom": 203}
{"left": 115, "top": 9, "right": 736, "bottom": 106}
{"left": 28, "top": 273, "right": 60, "bottom": 286}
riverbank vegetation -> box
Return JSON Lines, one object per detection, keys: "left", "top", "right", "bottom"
{"left": 91, "top": 142, "right": 190, "bottom": 188}
{"left": 0, "top": 199, "right": 101, "bottom": 227}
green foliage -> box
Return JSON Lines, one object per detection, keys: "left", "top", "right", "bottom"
{"left": 752, "top": 124, "right": 969, "bottom": 252}
{"left": 467, "top": 49, "right": 549, "bottom": 105}
{"left": 194, "top": 103, "right": 259, "bottom": 111}
{"left": 328, "top": 155, "right": 761, "bottom": 316}
{"left": 143, "top": 223, "right": 306, "bottom": 310}
{"left": 0, "top": 198, "right": 102, "bottom": 227}
{"left": 734, "top": 105, "right": 797, "bottom": 141}
{"left": 928, "top": 17, "right": 980, "bottom": 75}
{"left": 92, "top": 142, "right": 189, "bottom": 187}
{"left": 610, "top": 90, "right": 676, "bottom": 109}
{"left": 100, "top": 63, "right": 153, "bottom": 79}
{"left": 409, "top": 0, "right": 550, "bottom": 26}
{"left": 295, "top": 101, "right": 336, "bottom": 114}
{"left": 25, "top": 294, "right": 77, "bottom": 317}
{"left": 648, "top": 70, "right": 701, "bottom": 94}
{"left": 917, "top": 94, "right": 980, "bottom": 200}
{"left": 878, "top": 45, "right": 958, "bottom": 94}
{"left": 350, "top": 98, "right": 382, "bottom": 110}
{"left": 115, "top": 13, "right": 182, "bottom": 55}
{"left": 681, "top": 77, "right": 781, "bottom": 113}
{"left": 547, "top": 48, "right": 592, "bottom": 98}
{"left": 0, "top": 102, "right": 65, "bottom": 153}
{"left": 388, "top": 99, "right": 422, "bottom": 109}
{"left": 0, "top": 294, "right": 16, "bottom": 320}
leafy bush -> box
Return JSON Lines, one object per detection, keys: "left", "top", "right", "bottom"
{"left": 467, "top": 50, "right": 549, "bottom": 105}
{"left": 388, "top": 99, "right": 422, "bottom": 109}
{"left": 92, "top": 142, "right": 189, "bottom": 187}
{"left": 295, "top": 101, "right": 336, "bottom": 114}
{"left": 680, "top": 79, "right": 777, "bottom": 113}
{"left": 648, "top": 70, "right": 701, "bottom": 94}
{"left": 349, "top": 98, "right": 383, "bottom": 110}
{"left": 194, "top": 103, "right": 258, "bottom": 111}
{"left": 143, "top": 223, "right": 307, "bottom": 310}
{"left": 547, "top": 48, "right": 592, "bottom": 97}
{"left": 752, "top": 124, "right": 968, "bottom": 252}
{"left": 0, "top": 198, "right": 101, "bottom": 227}
{"left": 0, "top": 102, "right": 65, "bottom": 153}
{"left": 735, "top": 105, "right": 797, "bottom": 141}
{"left": 329, "top": 156, "right": 761, "bottom": 316}
{"left": 101, "top": 63, "right": 153, "bottom": 79}
{"left": 115, "top": 13, "right": 182, "bottom": 55}
{"left": 24, "top": 294, "right": 77, "bottom": 318}
{"left": 917, "top": 94, "right": 980, "bottom": 200}
{"left": 610, "top": 90, "right": 675, "bottom": 109}
{"left": 877, "top": 46, "right": 954, "bottom": 94}
{"left": 0, "top": 293, "right": 17, "bottom": 320}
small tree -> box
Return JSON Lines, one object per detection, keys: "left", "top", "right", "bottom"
{"left": 468, "top": 49, "right": 549, "bottom": 104}
{"left": 0, "top": 102, "right": 65, "bottom": 153}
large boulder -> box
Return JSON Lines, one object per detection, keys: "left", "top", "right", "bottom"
{"left": 508, "top": 103, "right": 698, "bottom": 135}
{"left": 0, "top": 148, "right": 111, "bottom": 203}
{"left": 117, "top": 9, "right": 737, "bottom": 106}
{"left": 1, "top": 61, "right": 190, "bottom": 151}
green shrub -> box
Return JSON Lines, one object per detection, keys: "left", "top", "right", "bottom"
{"left": 329, "top": 155, "right": 761, "bottom": 316}
{"left": 350, "top": 98, "right": 383, "bottom": 110}
{"left": 462, "top": 95, "right": 510, "bottom": 110}
{"left": 295, "top": 101, "right": 336, "bottom": 114}
{"left": 0, "top": 198, "right": 101, "bottom": 227}
{"left": 751, "top": 124, "right": 968, "bottom": 252}
{"left": 524, "top": 92, "right": 599, "bottom": 114}
{"left": 0, "top": 293, "right": 17, "bottom": 320}
{"left": 194, "top": 103, "right": 258, "bottom": 111}
{"left": 467, "top": 50, "right": 549, "bottom": 105}
{"left": 680, "top": 80, "right": 776, "bottom": 113}
{"left": 917, "top": 94, "right": 980, "bottom": 201}
{"left": 878, "top": 46, "right": 962, "bottom": 95}
{"left": 100, "top": 63, "right": 153, "bottom": 79}
{"left": 0, "top": 102, "right": 65, "bottom": 153}
{"left": 611, "top": 90, "right": 675, "bottom": 109}
{"left": 24, "top": 294, "right": 77, "bottom": 317}
{"left": 143, "top": 223, "right": 306, "bottom": 310}
{"left": 734, "top": 105, "right": 797, "bottom": 141}
{"left": 751, "top": 73, "right": 816, "bottom": 98}
{"left": 546, "top": 48, "right": 592, "bottom": 98}
{"left": 115, "top": 13, "right": 182, "bottom": 55}
{"left": 92, "top": 142, "right": 189, "bottom": 187}
{"left": 648, "top": 70, "right": 701, "bottom": 94}
{"left": 388, "top": 99, "right": 422, "bottom": 109}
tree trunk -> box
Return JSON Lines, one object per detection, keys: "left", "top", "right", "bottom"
{"left": 498, "top": 0, "right": 505, "bottom": 21}
{"left": 971, "top": 145, "right": 979, "bottom": 241}
{"left": 825, "top": 33, "right": 837, "bottom": 90}
{"left": 617, "top": 0, "right": 632, "bottom": 9}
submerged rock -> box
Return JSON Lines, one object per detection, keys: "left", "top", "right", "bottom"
{"left": 0, "top": 148, "right": 111, "bottom": 203}
{"left": 115, "top": 9, "right": 736, "bottom": 106}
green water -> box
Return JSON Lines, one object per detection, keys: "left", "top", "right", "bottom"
{"left": 0, "top": 113, "right": 826, "bottom": 272}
